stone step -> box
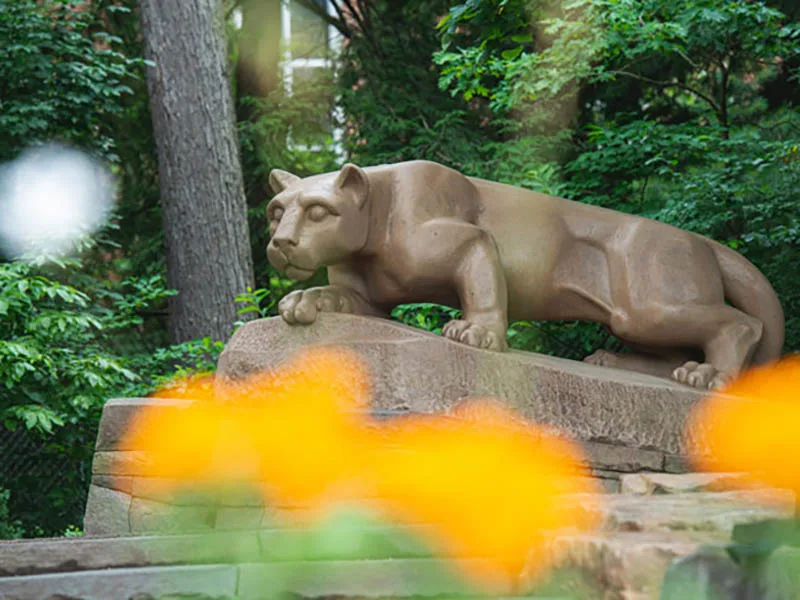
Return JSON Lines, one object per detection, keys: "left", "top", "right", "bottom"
{"left": 0, "top": 531, "right": 723, "bottom": 600}
{"left": 598, "top": 490, "right": 794, "bottom": 535}
{"left": 3, "top": 485, "right": 796, "bottom": 600}
{"left": 0, "top": 534, "right": 695, "bottom": 600}
{"left": 619, "top": 472, "right": 782, "bottom": 496}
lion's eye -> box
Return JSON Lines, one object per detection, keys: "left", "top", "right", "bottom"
{"left": 307, "top": 204, "right": 330, "bottom": 222}
{"left": 270, "top": 206, "right": 284, "bottom": 222}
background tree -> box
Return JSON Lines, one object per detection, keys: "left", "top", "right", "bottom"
{"left": 138, "top": 0, "right": 255, "bottom": 343}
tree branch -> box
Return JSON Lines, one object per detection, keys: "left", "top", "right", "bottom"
{"left": 610, "top": 70, "right": 721, "bottom": 114}
{"left": 676, "top": 49, "right": 700, "bottom": 69}
{"left": 336, "top": 0, "right": 383, "bottom": 57}
{"left": 295, "top": 0, "right": 351, "bottom": 38}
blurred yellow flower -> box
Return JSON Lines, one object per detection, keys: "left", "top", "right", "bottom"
{"left": 368, "top": 399, "right": 599, "bottom": 583}
{"left": 689, "top": 355, "right": 800, "bottom": 494}
{"left": 118, "top": 347, "right": 599, "bottom": 587}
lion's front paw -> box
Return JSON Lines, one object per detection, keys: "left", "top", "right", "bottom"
{"left": 278, "top": 286, "right": 347, "bottom": 325}
{"left": 442, "top": 319, "right": 508, "bottom": 351}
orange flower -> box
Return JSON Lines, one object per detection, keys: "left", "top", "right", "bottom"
{"left": 367, "top": 400, "right": 599, "bottom": 584}
{"left": 119, "top": 347, "right": 599, "bottom": 587}
{"left": 689, "top": 355, "right": 800, "bottom": 494}
{"left": 120, "top": 348, "right": 372, "bottom": 503}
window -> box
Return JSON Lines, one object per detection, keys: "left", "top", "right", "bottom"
{"left": 282, "top": 0, "right": 344, "bottom": 157}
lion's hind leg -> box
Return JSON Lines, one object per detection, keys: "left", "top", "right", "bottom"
{"left": 602, "top": 223, "right": 763, "bottom": 390}
{"left": 583, "top": 349, "right": 690, "bottom": 380}
{"left": 670, "top": 307, "right": 763, "bottom": 389}
{"left": 607, "top": 303, "right": 762, "bottom": 390}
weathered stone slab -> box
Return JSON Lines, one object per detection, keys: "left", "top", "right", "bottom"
{"left": 620, "top": 472, "right": 757, "bottom": 495}
{"left": 663, "top": 454, "right": 692, "bottom": 474}
{"left": 541, "top": 531, "right": 714, "bottom": 599}
{"left": 0, "top": 565, "right": 237, "bottom": 600}
{"left": 583, "top": 442, "right": 665, "bottom": 473}
{"left": 83, "top": 485, "right": 131, "bottom": 536}
{"left": 216, "top": 315, "right": 720, "bottom": 456}
{"left": 597, "top": 491, "right": 795, "bottom": 535}
{"left": 0, "top": 532, "right": 260, "bottom": 576}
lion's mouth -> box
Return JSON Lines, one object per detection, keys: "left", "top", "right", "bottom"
{"left": 284, "top": 264, "right": 315, "bottom": 280}
{"left": 268, "top": 245, "right": 317, "bottom": 280}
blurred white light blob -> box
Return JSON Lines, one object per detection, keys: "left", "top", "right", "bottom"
{"left": 0, "top": 144, "right": 116, "bottom": 261}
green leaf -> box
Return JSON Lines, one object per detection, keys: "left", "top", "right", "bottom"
{"left": 511, "top": 32, "right": 533, "bottom": 43}
{"left": 501, "top": 46, "right": 523, "bottom": 60}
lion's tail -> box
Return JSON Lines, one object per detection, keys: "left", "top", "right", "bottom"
{"left": 707, "top": 238, "right": 785, "bottom": 364}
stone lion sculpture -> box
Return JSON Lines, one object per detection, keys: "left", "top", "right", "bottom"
{"left": 265, "top": 160, "right": 784, "bottom": 390}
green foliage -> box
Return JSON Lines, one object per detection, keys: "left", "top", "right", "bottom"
{"left": 0, "top": 259, "right": 223, "bottom": 536}
{"left": 434, "top": 0, "right": 800, "bottom": 355}
{"left": 337, "top": 0, "right": 494, "bottom": 168}
{"left": 235, "top": 276, "right": 298, "bottom": 323}
{"left": 0, "top": 489, "right": 24, "bottom": 540}
{"left": 392, "top": 303, "right": 462, "bottom": 335}
{"left": 0, "top": 0, "right": 146, "bottom": 163}
{"left": 0, "top": 262, "right": 136, "bottom": 436}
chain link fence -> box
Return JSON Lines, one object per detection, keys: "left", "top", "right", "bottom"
{"left": 0, "top": 423, "right": 95, "bottom": 536}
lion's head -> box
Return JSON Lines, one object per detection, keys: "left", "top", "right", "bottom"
{"left": 266, "top": 164, "right": 371, "bottom": 281}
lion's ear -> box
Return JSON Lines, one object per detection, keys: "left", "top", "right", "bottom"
{"left": 269, "top": 169, "right": 301, "bottom": 194}
{"left": 334, "top": 163, "right": 369, "bottom": 209}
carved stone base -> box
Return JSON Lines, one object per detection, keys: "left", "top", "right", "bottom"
{"left": 82, "top": 314, "right": 739, "bottom": 538}
{"left": 218, "top": 314, "right": 719, "bottom": 458}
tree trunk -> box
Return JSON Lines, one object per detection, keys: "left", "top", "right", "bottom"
{"left": 138, "top": 0, "right": 255, "bottom": 343}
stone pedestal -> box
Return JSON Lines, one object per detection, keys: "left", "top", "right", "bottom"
{"left": 218, "top": 315, "right": 718, "bottom": 462}
{"left": 83, "top": 314, "right": 730, "bottom": 536}
{"left": 69, "top": 314, "right": 794, "bottom": 598}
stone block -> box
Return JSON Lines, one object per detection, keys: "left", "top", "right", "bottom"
{"left": 595, "top": 477, "right": 621, "bottom": 494}
{"left": 216, "top": 315, "right": 723, "bottom": 456}
{"left": 130, "top": 477, "right": 220, "bottom": 506}
{"left": 95, "top": 397, "right": 191, "bottom": 451}
{"left": 595, "top": 490, "right": 795, "bottom": 535}
{"left": 620, "top": 472, "right": 756, "bottom": 495}
{"left": 583, "top": 442, "right": 664, "bottom": 473}
{"left": 83, "top": 485, "right": 131, "bottom": 536}
{"left": 92, "top": 474, "right": 134, "bottom": 495}
{"left": 538, "top": 531, "right": 708, "bottom": 598}
{"left": 214, "top": 506, "right": 265, "bottom": 530}
{"left": 664, "top": 454, "right": 692, "bottom": 474}
{"left": 0, "top": 565, "right": 237, "bottom": 600}
{"left": 129, "top": 498, "right": 215, "bottom": 535}
{"left": 92, "top": 451, "right": 153, "bottom": 476}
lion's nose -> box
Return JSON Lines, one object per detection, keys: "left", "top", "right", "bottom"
{"left": 272, "top": 235, "right": 297, "bottom": 252}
